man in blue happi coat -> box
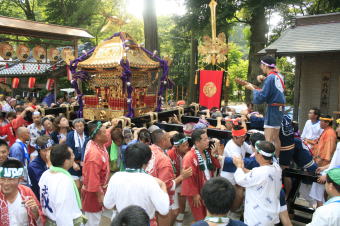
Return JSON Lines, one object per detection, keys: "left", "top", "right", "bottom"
{"left": 245, "top": 55, "right": 286, "bottom": 157}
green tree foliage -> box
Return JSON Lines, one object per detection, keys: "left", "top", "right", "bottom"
{"left": 39, "top": 0, "right": 101, "bottom": 27}
{"left": 0, "top": 0, "right": 33, "bottom": 19}
{"left": 227, "top": 43, "right": 248, "bottom": 102}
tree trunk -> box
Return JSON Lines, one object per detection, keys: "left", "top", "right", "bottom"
{"left": 24, "top": 0, "right": 36, "bottom": 21}
{"left": 245, "top": 5, "right": 267, "bottom": 108}
{"left": 143, "top": 0, "right": 159, "bottom": 54}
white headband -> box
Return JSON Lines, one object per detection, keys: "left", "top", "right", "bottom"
{"left": 261, "top": 60, "right": 276, "bottom": 68}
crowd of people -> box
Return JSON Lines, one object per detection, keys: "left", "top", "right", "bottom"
{"left": 0, "top": 55, "right": 339, "bottom": 226}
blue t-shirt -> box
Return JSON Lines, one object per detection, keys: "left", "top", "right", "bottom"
{"left": 192, "top": 219, "right": 247, "bottom": 226}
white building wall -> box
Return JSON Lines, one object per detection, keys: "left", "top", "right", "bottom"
{"left": 298, "top": 53, "right": 340, "bottom": 129}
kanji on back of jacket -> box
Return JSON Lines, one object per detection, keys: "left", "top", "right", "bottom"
{"left": 78, "top": 32, "right": 160, "bottom": 121}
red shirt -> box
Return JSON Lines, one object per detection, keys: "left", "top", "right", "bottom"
{"left": 181, "top": 148, "right": 220, "bottom": 197}
{"left": 167, "top": 147, "right": 183, "bottom": 177}
{"left": 146, "top": 144, "right": 176, "bottom": 202}
{"left": 82, "top": 140, "right": 110, "bottom": 212}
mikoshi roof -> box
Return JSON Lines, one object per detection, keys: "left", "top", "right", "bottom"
{"left": 0, "top": 16, "right": 93, "bottom": 40}
{"left": 78, "top": 32, "right": 160, "bottom": 69}
{"left": 259, "top": 13, "right": 340, "bottom": 55}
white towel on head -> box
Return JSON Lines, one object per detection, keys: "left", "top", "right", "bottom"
{"left": 74, "top": 131, "right": 85, "bottom": 149}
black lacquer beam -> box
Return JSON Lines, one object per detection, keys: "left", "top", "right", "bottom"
{"left": 131, "top": 106, "right": 197, "bottom": 127}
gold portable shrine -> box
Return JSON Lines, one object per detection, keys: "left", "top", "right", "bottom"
{"left": 78, "top": 32, "right": 160, "bottom": 120}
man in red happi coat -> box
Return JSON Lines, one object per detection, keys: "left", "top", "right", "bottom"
{"left": 146, "top": 129, "right": 192, "bottom": 226}
{"left": 82, "top": 121, "right": 110, "bottom": 226}
{"left": 181, "top": 129, "right": 221, "bottom": 221}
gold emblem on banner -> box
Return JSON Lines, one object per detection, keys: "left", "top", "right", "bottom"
{"left": 203, "top": 82, "right": 217, "bottom": 97}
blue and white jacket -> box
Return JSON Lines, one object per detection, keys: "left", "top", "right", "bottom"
{"left": 253, "top": 72, "right": 286, "bottom": 105}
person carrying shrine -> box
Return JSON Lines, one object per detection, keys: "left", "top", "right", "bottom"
{"left": 103, "top": 143, "right": 170, "bottom": 226}
{"left": 233, "top": 141, "right": 282, "bottom": 226}
{"left": 82, "top": 121, "right": 110, "bottom": 226}
{"left": 39, "top": 144, "right": 86, "bottom": 225}
{"left": 146, "top": 129, "right": 192, "bottom": 226}
{"left": 167, "top": 132, "right": 191, "bottom": 226}
{"left": 245, "top": 55, "right": 286, "bottom": 157}
{"left": 221, "top": 121, "right": 253, "bottom": 185}
{"left": 181, "top": 129, "right": 221, "bottom": 221}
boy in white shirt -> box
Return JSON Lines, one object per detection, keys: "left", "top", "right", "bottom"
{"left": 233, "top": 141, "right": 282, "bottom": 226}
{"left": 104, "top": 143, "right": 170, "bottom": 226}
{"left": 39, "top": 143, "right": 85, "bottom": 226}
{"left": 308, "top": 168, "right": 340, "bottom": 226}
{"left": 222, "top": 123, "right": 252, "bottom": 184}
{"left": 301, "top": 108, "right": 323, "bottom": 149}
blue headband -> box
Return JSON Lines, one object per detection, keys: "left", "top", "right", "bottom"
{"left": 35, "top": 139, "right": 53, "bottom": 151}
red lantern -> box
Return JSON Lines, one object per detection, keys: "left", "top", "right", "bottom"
{"left": 46, "top": 78, "right": 54, "bottom": 91}
{"left": 12, "top": 78, "right": 20, "bottom": 88}
{"left": 28, "top": 77, "right": 36, "bottom": 89}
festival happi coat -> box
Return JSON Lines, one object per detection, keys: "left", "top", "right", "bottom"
{"left": 73, "top": 32, "right": 172, "bottom": 120}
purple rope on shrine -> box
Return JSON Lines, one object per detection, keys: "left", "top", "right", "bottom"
{"left": 71, "top": 71, "right": 91, "bottom": 118}
{"left": 69, "top": 48, "right": 96, "bottom": 118}
{"left": 140, "top": 47, "right": 173, "bottom": 112}
{"left": 120, "top": 58, "right": 134, "bottom": 118}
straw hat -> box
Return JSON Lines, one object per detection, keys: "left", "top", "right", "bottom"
{"left": 47, "top": 48, "right": 60, "bottom": 62}
{"left": 32, "top": 45, "right": 46, "bottom": 62}
{"left": 0, "top": 42, "right": 14, "bottom": 60}
{"left": 16, "top": 44, "right": 30, "bottom": 61}
{"left": 61, "top": 48, "right": 75, "bottom": 65}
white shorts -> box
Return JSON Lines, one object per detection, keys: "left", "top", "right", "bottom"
{"left": 264, "top": 125, "right": 280, "bottom": 129}
{"left": 170, "top": 185, "right": 182, "bottom": 210}
{"left": 280, "top": 204, "right": 287, "bottom": 212}
{"left": 72, "top": 175, "right": 80, "bottom": 180}
{"left": 310, "top": 182, "right": 325, "bottom": 203}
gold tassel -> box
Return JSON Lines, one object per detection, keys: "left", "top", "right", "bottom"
{"left": 226, "top": 76, "right": 230, "bottom": 87}
{"left": 194, "top": 71, "right": 198, "bottom": 85}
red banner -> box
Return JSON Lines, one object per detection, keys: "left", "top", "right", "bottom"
{"left": 199, "top": 70, "right": 223, "bottom": 109}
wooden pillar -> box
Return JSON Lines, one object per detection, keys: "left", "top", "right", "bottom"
{"left": 293, "top": 55, "right": 302, "bottom": 121}
{"left": 73, "top": 40, "right": 82, "bottom": 93}
{"left": 189, "top": 36, "right": 198, "bottom": 103}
